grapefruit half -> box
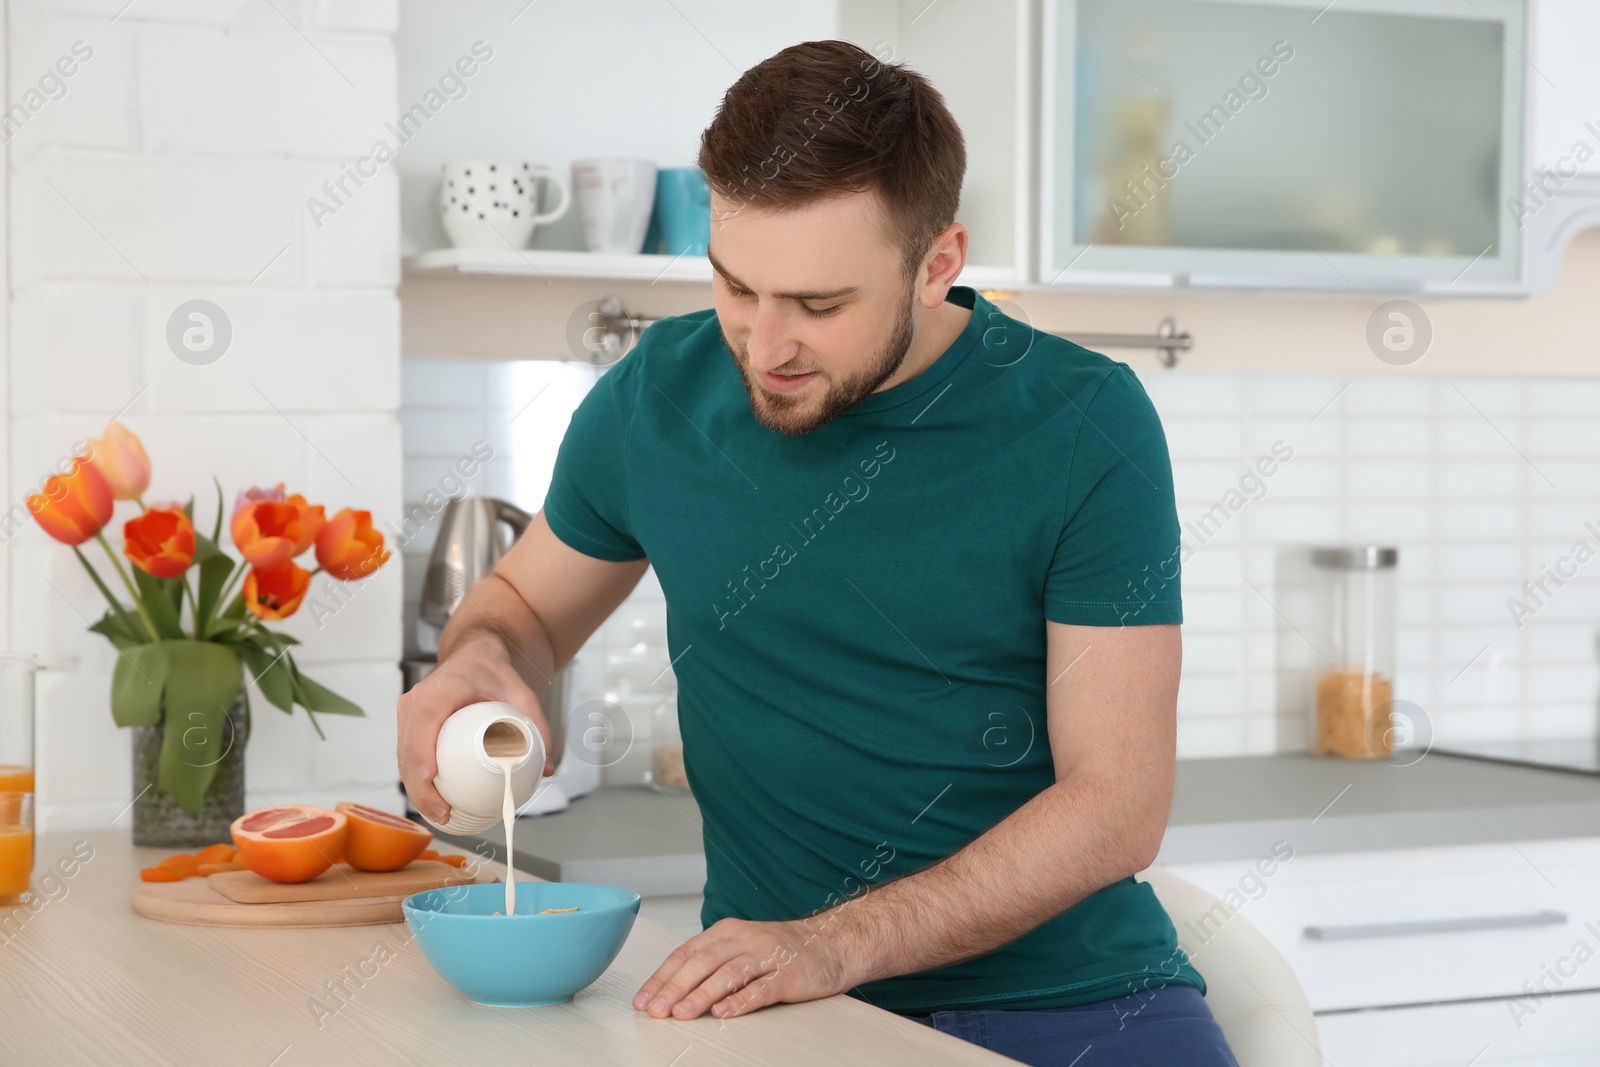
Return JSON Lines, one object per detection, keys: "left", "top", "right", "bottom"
{"left": 335, "top": 801, "right": 433, "bottom": 872}
{"left": 230, "top": 804, "right": 347, "bottom": 884}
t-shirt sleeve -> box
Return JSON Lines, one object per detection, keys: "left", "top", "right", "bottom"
{"left": 540, "top": 352, "right": 647, "bottom": 563}
{"left": 1044, "top": 362, "right": 1182, "bottom": 626}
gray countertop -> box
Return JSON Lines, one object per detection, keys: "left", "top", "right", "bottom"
{"left": 440, "top": 753, "right": 1600, "bottom": 895}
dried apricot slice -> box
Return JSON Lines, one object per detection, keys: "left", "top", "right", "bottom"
{"left": 194, "top": 843, "right": 234, "bottom": 865}
{"left": 197, "top": 862, "right": 246, "bottom": 876}
{"left": 334, "top": 802, "right": 432, "bottom": 872}
{"left": 139, "top": 867, "right": 187, "bottom": 882}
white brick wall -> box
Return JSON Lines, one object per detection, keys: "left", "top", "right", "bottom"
{"left": 8, "top": 0, "right": 405, "bottom": 832}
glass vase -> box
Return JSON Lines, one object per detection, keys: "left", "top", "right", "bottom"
{"left": 132, "top": 685, "right": 249, "bottom": 848}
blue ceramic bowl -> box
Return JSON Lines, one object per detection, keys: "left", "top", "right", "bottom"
{"left": 402, "top": 882, "right": 640, "bottom": 1007}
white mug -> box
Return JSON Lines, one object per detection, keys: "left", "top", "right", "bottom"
{"left": 439, "top": 159, "right": 569, "bottom": 251}
{"left": 572, "top": 158, "right": 657, "bottom": 255}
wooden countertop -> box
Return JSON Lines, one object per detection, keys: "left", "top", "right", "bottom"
{"left": 3, "top": 830, "right": 1014, "bottom": 1066}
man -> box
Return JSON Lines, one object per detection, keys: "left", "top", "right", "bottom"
{"left": 399, "top": 39, "right": 1237, "bottom": 1067}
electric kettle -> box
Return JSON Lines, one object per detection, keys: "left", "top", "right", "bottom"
{"left": 418, "top": 495, "right": 534, "bottom": 653}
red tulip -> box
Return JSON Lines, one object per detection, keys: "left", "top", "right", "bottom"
{"left": 124, "top": 505, "right": 195, "bottom": 578}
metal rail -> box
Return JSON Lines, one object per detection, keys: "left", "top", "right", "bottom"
{"left": 587, "top": 297, "right": 1193, "bottom": 368}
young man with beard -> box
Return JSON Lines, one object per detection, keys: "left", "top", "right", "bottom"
{"left": 399, "top": 38, "right": 1237, "bottom": 1067}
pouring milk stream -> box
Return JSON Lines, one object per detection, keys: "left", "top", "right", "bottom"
{"left": 423, "top": 701, "right": 545, "bottom": 915}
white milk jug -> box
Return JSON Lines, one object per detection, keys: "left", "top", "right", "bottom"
{"left": 424, "top": 701, "right": 545, "bottom": 835}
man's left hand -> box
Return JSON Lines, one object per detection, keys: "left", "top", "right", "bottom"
{"left": 632, "top": 915, "right": 862, "bottom": 1020}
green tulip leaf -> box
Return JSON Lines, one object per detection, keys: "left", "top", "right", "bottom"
{"left": 91, "top": 608, "right": 150, "bottom": 652}
{"left": 235, "top": 640, "right": 294, "bottom": 714}
{"left": 111, "top": 641, "right": 170, "bottom": 727}
{"left": 132, "top": 566, "right": 184, "bottom": 640}
{"left": 154, "top": 640, "right": 243, "bottom": 817}
{"left": 289, "top": 658, "right": 365, "bottom": 717}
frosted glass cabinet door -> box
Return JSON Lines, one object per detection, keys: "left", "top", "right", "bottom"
{"left": 1040, "top": 0, "right": 1529, "bottom": 290}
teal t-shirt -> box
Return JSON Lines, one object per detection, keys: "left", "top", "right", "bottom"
{"left": 542, "top": 284, "right": 1202, "bottom": 1013}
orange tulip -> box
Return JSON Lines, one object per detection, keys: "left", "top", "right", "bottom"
{"left": 285, "top": 494, "right": 326, "bottom": 554}
{"left": 316, "top": 509, "right": 390, "bottom": 581}
{"left": 231, "top": 495, "right": 325, "bottom": 570}
{"left": 243, "top": 561, "right": 311, "bottom": 621}
{"left": 86, "top": 421, "right": 151, "bottom": 501}
{"left": 27, "top": 457, "right": 114, "bottom": 546}
{"left": 124, "top": 505, "right": 195, "bottom": 578}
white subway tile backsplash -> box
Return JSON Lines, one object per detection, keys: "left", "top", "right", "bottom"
{"left": 1248, "top": 417, "right": 1338, "bottom": 459}
{"left": 1344, "top": 501, "right": 1433, "bottom": 541}
{"left": 1526, "top": 704, "right": 1600, "bottom": 737}
{"left": 1161, "top": 418, "right": 1243, "bottom": 460}
{"left": 1437, "top": 419, "right": 1517, "bottom": 458}
{"left": 1437, "top": 544, "right": 1527, "bottom": 582}
{"left": 1443, "top": 379, "right": 1524, "bottom": 418}
{"left": 1527, "top": 379, "right": 1600, "bottom": 415}
{"left": 1261, "top": 460, "right": 1340, "bottom": 500}
{"left": 1241, "top": 502, "right": 1343, "bottom": 542}
{"left": 1176, "top": 674, "right": 1241, "bottom": 717}
{"left": 1528, "top": 460, "right": 1600, "bottom": 498}
{"left": 1345, "top": 417, "right": 1433, "bottom": 458}
{"left": 1343, "top": 377, "right": 1433, "bottom": 415}
{"left": 1140, "top": 371, "right": 1243, "bottom": 417}
{"left": 1526, "top": 420, "right": 1600, "bottom": 458}
{"left": 1440, "top": 463, "right": 1523, "bottom": 502}
{"left": 1243, "top": 376, "right": 1347, "bottom": 415}
{"left": 1345, "top": 460, "right": 1430, "bottom": 500}
{"left": 1524, "top": 623, "right": 1598, "bottom": 663}
{"left": 395, "top": 363, "right": 1600, "bottom": 758}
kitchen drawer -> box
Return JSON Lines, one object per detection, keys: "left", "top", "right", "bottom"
{"left": 1318, "top": 989, "right": 1600, "bottom": 1067}
{"left": 1162, "top": 837, "right": 1600, "bottom": 1011}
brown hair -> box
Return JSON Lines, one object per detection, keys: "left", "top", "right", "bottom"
{"left": 696, "top": 39, "right": 966, "bottom": 284}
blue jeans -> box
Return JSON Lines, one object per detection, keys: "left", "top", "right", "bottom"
{"left": 902, "top": 985, "right": 1239, "bottom": 1067}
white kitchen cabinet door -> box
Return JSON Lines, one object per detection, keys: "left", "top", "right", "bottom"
{"left": 1161, "top": 837, "right": 1600, "bottom": 1012}
{"left": 1529, "top": 0, "right": 1600, "bottom": 179}
{"left": 1318, "top": 989, "right": 1600, "bottom": 1067}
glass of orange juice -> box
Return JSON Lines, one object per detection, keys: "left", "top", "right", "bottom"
{"left": 0, "top": 652, "right": 38, "bottom": 905}
{"left": 0, "top": 792, "right": 31, "bottom": 906}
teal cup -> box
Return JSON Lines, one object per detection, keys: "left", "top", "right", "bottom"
{"left": 403, "top": 882, "right": 641, "bottom": 1007}
{"left": 651, "top": 167, "right": 711, "bottom": 255}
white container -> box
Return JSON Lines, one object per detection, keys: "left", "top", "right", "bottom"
{"left": 571, "top": 158, "right": 656, "bottom": 254}
{"left": 425, "top": 701, "right": 545, "bottom": 835}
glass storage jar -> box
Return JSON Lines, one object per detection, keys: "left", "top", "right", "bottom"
{"left": 1309, "top": 546, "right": 1398, "bottom": 759}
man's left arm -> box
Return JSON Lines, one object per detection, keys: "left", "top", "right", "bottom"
{"left": 633, "top": 619, "right": 1181, "bottom": 1021}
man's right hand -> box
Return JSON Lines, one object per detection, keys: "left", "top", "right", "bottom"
{"left": 397, "top": 634, "right": 556, "bottom": 827}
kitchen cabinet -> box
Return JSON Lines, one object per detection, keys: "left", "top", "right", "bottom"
{"left": 1041, "top": 0, "right": 1535, "bottom": 292}
{"left": 1163, "top": 835, "right": 1600, "bottom": 1066}
{"left": 1028, "top": 0, "right": 1600, "bottom": 295}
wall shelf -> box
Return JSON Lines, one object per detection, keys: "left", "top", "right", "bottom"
{"left": 403, "top": 246, "right": 1026, "bottom": 290}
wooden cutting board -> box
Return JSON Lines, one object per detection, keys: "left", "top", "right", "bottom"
{"left": 208, "top": 861, "right": 470, "bottom": 904}
{"left": 131, "top": 862, "right": 503, "bottom": 929}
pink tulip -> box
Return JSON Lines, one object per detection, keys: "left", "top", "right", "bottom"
{"left": 233, "top": 482, "right": 287, "bottom": 518}
{"left": 86, "top": 421, "right": 150, "bottom": 501}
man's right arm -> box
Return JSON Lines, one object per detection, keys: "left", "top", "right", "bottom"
{"left": 398, "top": 510, "right": 649, "bottom": 825}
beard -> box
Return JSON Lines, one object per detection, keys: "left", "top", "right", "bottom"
{"left": 723, "top": 279, "right": 917, "bottom": 437}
